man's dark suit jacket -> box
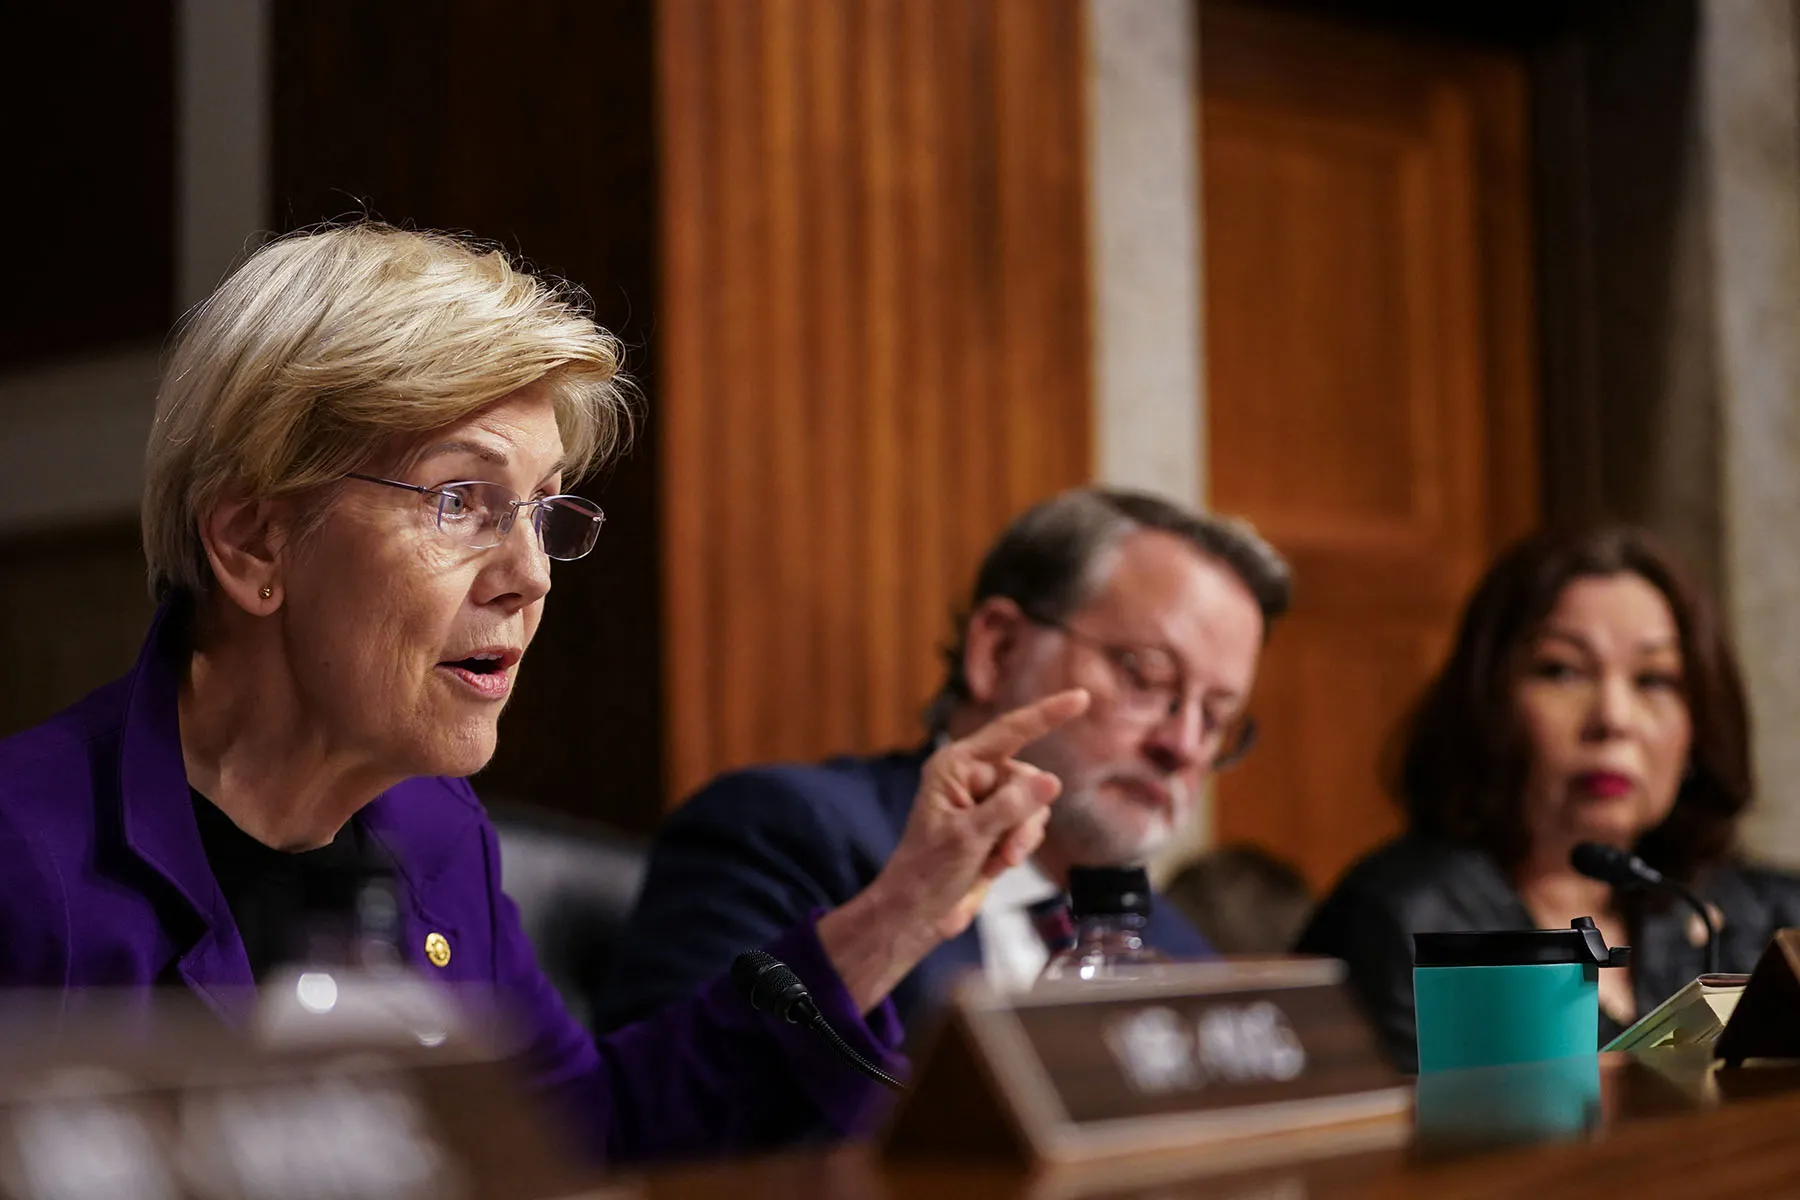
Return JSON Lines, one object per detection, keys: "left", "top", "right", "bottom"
{"left": 595, "top": 747, "right": 1215, "bottom": 1036}
{"left": 1298, "top": 831, "right": 1800, "bottom": 1074}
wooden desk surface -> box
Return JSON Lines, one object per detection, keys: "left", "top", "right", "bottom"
{"left": 626, "top": 1054, "right": 1800, "bottom": 1200}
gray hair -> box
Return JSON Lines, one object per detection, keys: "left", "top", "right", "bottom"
{"left": 144, "top": 222, "right": 631, "bottom": 602}
{"left": 927, "top": 487, "right": 1292, "bottom": 730}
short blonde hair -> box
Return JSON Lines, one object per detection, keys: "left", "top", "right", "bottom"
{"left": 143, "top": 222, "right": 631, "bottom": 600}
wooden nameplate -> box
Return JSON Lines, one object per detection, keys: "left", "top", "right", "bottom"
{"left": 881, "top": 958, "right": 1409, "bottom": 1173}
{"left": 0, "top": 993, "right": 604, "bottom": 1200}
{"left": 1715, "top": 929, "right": 1800, "bottom": 1067}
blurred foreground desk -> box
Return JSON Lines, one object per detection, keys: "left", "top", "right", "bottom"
{"left": 629, "top": 1054, "right": 1800, "bottom": 1200}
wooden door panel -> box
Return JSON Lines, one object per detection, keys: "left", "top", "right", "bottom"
{"left": 1207, "top": 110, "right": 1435, "bottom": 532}
{"left": 1217, "top": 615, "right": 1444, "bottom": 863}
{"left": 1203, "top": 2, "right": 1539, "bottom": 890}
{"left": 1207, "top": 99, "right": 1486, "bottom": 552}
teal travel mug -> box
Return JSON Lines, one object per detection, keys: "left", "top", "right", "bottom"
{"left": 1413, "top": 917, "right": 1630, "bottom": 1073}
{"left": 1415, "top": 1054, "right": 1603, "bottom": 1151}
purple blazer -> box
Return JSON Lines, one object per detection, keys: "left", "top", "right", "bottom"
{"left": 0, "top": 604, "right": 905, "bottom": 1165}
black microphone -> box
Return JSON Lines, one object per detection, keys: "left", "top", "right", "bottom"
{"left": 731, "top": 949, "right": 904, "bottom": 1093}
{"left": 1570, "top": 842, "right": 1719, "bottom": 975}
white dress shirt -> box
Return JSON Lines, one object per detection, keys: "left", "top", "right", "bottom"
{"left": 976, "top": 859, "right": 1064, "bottom": 992}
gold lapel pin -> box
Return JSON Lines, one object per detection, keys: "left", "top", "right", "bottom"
{"left": 424, "top": 932, "right": 452, "bottom": 968}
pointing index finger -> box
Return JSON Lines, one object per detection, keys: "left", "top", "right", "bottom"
{"left": 954, "top": 688, "right": 1090, "bottom": 764}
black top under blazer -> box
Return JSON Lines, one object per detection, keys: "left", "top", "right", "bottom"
{"left": 1297, "top": 831, "right": 1800, "bottom": 1072}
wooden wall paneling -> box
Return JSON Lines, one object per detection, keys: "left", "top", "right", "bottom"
{"left": 900, "top": 0, "right": 950, "bottom": 726}
{"left": 712, "top": 0, "right": 770, "bottom": 772}
{"left": 658, "top": 0, "right": 716, "bottom": 798}
{"left": 658, "top": 0, "right": 1091, "bottom": 801}
{"left": 995, "top": 0, "right": 1091, "bottom": 507}
{"left": 859, "top": 0, "right": 904, "bottom": 762}
{"left": 1201, "top": 2, "right": 1541, "bottom": 890}
{"left": 804, "top": 0, "right": 865, "bottom": 761}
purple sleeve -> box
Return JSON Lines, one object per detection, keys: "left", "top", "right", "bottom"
{"left": 0, "top": 811, "right": 72, "bottom": 989}
{"left": 479, "top": 822, "right": 906, "bottom": 1165}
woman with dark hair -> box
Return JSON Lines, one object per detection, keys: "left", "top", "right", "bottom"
{"left": 1298, "top": 526, "right": 1800, "bottom": 1072}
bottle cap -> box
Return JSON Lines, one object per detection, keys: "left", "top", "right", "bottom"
{"left": 1067, "top": 866, "right": 1153, "bottom": 917}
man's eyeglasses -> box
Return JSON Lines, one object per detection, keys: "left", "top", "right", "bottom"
{"left": 345, "top": 474, "right": 606, "bottom": 561}
{"left": 1024, "top": 611, "right": 1258, "bottom": 770}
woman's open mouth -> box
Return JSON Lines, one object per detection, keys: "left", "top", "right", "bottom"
{"left": 437, "top": 649, "right": 520, "bottom": 700}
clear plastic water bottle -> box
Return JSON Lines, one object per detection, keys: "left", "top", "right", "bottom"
{"left": 254, "top": 844, "right": 467, "bottom": 1050}
{"left": 1039, "top": 866, "right": 1169, "bottom": 982}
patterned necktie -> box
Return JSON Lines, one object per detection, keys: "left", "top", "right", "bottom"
{"left": 1026, "top": 894, "right": 1077, "bottom": 954}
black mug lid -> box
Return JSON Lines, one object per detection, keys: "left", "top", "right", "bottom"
{"left": 1414, "top": 917, "right": 1632, "bottom": 968}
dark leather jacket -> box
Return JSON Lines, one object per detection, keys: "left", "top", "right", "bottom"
{"left": 1296, "top": 832, "right": 1800, "bottom": 1072}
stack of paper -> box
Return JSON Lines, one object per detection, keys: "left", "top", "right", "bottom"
{"left": 1603, "top": 974, "right": 1751, "bottom": 1052}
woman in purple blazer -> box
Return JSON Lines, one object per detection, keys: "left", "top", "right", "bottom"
{"left": 0, "top": 223, "right": 1087, "bottom": 1166}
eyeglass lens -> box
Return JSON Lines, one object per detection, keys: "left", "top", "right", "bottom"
{"left": 436, "top": 483, "right": 604, "bottom": 560}
{"left": 1112, "top": 668, "right": 1253, "bottom": 769}
{"left": 533, "top": 496, "right": 606, "bottom": 560}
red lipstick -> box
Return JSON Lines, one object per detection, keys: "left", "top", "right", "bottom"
{"left": 1574, "top": 771, "right": 1633, "bottom": 799}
